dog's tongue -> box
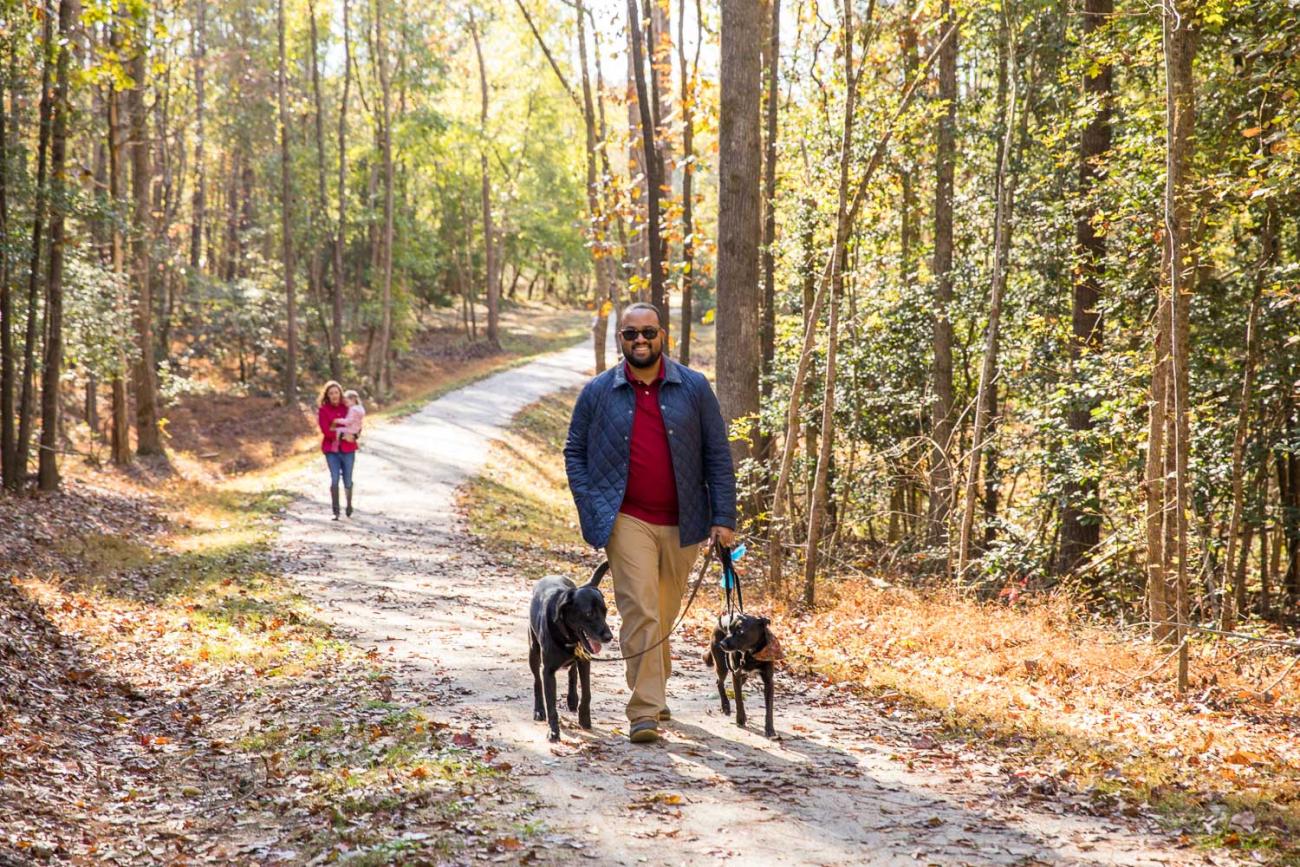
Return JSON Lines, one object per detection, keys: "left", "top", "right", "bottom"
{"left": 587, "top": 639, "right": 603, "bottom": 656}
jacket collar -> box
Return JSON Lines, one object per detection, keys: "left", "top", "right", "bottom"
{"left": 612, "top": 355, "right": 683, "bottom": 388}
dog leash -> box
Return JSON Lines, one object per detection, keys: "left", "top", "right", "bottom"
{"left": 584, "top": 545, "right": 718, "bottom": 664}
{"left": 718, "top": 542, "right": 745, "bottom": 617}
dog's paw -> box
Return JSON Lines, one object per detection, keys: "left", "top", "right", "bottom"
{"left": 534, "top": 709, "right": 546, "bottom": 721}
{"left": 736, "top": 714, "right": 747, "bottom": 728}
{"left": 720, "top": 700, "right": 731, "bottom": 715}
{"left": 547, "top": 729, "right": 561, "bottom": 743}
{"left": 765, "top": 727, "right": 777, "bottom": 739}
{"left": 579, "top": 713, "right": 592, "bottom": 730}
{"left": 567, "top": 693, "right": 579, "bottom": 712}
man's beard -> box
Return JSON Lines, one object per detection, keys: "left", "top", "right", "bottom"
{"left": 623, "top": 344, "right": 662, "bottom": 369}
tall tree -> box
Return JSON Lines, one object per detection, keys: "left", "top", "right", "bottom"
{"left": 277, "top": 0, "right": 298, "bottom": 403}
{"left": 0, "top": 32, "right": 14, "bottom": 488}
{"left": 758, "top": 0, "right": 779, "bottom": 461}
{"left": 129, "top": 5, "right": 162, "bottom": 455}
{"left": 16, "top": 1, "right": 57, "bottom": 484}
{"left": 927, "top": 0, "right": 959, "bottom": 555}
{"left": 715, "top": 0, "right": 762, "bottom": 468}
{"left": 1057, "top": 0, "right": 1114, "bottom": 575}
{"left": 1146, "top": 0, "right": 1196, "bottom": 694}
{"left": 676, "top": 0, "right": 701, "bottom": 365}
{"left": 373, "top": 0, "right": 396, "bottom": 388}
{"left": 38, "top": 0, "right": 77, "bottom": 490}
{"left": 468, "top": 8, "right": 499, "bottom": 349}
{"left": 332, "top": 0, "right": 351, "bottom": 379}
{"left": 803, "top": 0, "right": 855, "bottom": 605}
{"left": 308, "top": 0, "right": 333, "bottom": 374}
{"left": 576, "top": 0, "right": 614, "bottom": 371}
{"left": 957, "top": 3, "right": 1022, "bottom": 577}
{"left": 189, "top": 0, "right": 206, "bottom": 270}
{"left": 106, "top": 27, "right": 131, "bottom": 467}
{"left": 627, "top": 0, "right": 666, "bottom": 319}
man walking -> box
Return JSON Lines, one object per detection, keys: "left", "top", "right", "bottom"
{"left": 564, "top": 303, "right": 736, "bottom": 743}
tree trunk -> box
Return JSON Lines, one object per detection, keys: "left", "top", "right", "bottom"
{"left": 16, "top": 2, "right": 57, "bottom": 485}
{"left": 130, "top": 7, "right": 162, "bottom": 455}
{"left": 1284, "top": 395, "right": 1300, "bottom": 609}
{"left": 333, "top": 0, "right": 351, "bottom": 380}
{"left": 277, "top": 0, "right": 298, "bottom": 404}
{"left": 715, "top": 0, "right": 762, "bottom": 470}
{"left": 899, "top": 0, "right": 917, "bottom": 288}
{"left": 374, "top": 0, "right": 396, "bottom": 388}
{"left": 189, "top": 0, "right": 206, "bottom": 271}
{"left": 927, "top": 0, "right": 959, "bottom": 556}
{"left": 676, "top": 0, "right": 701, "bottom": 366}
{"left": 645, "top": 0, "right": 670, "bottom": 327}
{"left": 802, "top": 0, "right": 856, "bottom": 606}
{"left": 576, "top": 0, "right": 609, "bottom": 371}
{"left": 628, "top": 0, "right": 667, "bottom": 320}
{"left": 1057, "top": 0, "right": 1113, "bottom": 575}
{"left": 107, "top": 22, "right": 131, "bottom": 466}
{"left": 468, "top": 10, "right": 499, "bottom": 349}
{"left": 0, "top": 39, "right": 14, "bottom": 488}
{"left": 1147, "top": 0, "right": 1196, "bottom": 693}
{"left": 1221, "top": 241, "right": 1269, "bottom": 628}
{"left": 758, "top": 0, "right": 779, "bottom": 464}
{"left": 957, "top": 4, "right": 1021, "bottom": 577}
{"left": 38, "top": 0, "right": 77, "bottom": 491}
{"left": 589, "top": 20, "right": 629, "bottom": 310}
{"left": 308, "top": 0, "right": 333, "bottom": 375}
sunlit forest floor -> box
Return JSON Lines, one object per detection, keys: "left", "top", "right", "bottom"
{"left": 1, "top": 302, "right": 590, "bottom": 863}
{"left": 458, "top": 345, "right": 1300, "bottom": 865}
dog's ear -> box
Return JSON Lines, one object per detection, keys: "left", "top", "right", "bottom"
{"left": 759, "top": 617, "right": 770, "bottom": 627}
{"left": 587, "top": 561, "right": 610, "bottom": 588}
{"left": 755, "top": 622, "right": 785, "bottom": 662}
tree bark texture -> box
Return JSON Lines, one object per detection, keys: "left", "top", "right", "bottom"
{"left": 715, "top": 0, "right": 762, "bottom": 469}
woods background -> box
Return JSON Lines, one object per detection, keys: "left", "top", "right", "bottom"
{"left": 1, "top": 0, "right": 1298, "bottom": 656}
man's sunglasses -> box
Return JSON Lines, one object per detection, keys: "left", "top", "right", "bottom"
{"left": 619, "top": 327, "right": 661, "bottom": 341}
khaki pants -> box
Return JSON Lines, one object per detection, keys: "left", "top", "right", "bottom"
{"left": 606, "top": 513, "right": 701, "bottom": 723}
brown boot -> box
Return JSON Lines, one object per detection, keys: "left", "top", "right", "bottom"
{"left": 330, "top": 485, "right": 340, "bottom": 520}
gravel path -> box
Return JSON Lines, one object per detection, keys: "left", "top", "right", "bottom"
{"left": 276, "top": 331, "right": 1218, "bottom": 866}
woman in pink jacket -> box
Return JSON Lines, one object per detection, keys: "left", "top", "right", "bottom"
{"left": 318, "top": 381, "right": 359, "bottom": 519}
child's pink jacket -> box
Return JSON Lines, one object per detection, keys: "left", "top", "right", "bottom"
{"left": 336, "top": 405, "right": 365, "bottom": 437}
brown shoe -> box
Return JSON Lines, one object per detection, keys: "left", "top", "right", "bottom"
{"left": 629, "top": 719, "right": 659, "bottom": 743}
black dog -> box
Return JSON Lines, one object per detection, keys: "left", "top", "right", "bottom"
{"left": 704, "top": 613, "right": 779, "bottom": 738}
{"left": 528, "top": 562, "right": 614, "bottom": 742}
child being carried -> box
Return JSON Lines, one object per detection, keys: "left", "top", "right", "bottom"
{"left": 331, "top": 389, "right": 365, "bottom": 449}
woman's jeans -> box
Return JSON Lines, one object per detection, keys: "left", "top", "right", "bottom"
{"left": 325, "top": 451, "right": 355, "bottom": 488}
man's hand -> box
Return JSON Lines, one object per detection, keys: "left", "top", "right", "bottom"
{"left": 710, "top": 525, "right": 735, "bottom": 549}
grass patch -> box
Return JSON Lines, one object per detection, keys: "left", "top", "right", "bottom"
{"left": 458, "top": 388, "right": 590, "bottom": 580}
{"left": 783, "top": 581, "right": 1300, "bottom": 862}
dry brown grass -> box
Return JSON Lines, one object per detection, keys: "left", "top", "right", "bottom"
{"left": 777, "top": 579, "right": 1300, "bottom": 855}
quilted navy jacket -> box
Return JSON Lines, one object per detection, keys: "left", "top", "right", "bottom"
{"left": 564, "top": 357, "right": 737, "bottom": 548}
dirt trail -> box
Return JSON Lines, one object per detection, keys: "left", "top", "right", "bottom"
{"left": 276, "top": 333, "right": 1217, "bottom": 866}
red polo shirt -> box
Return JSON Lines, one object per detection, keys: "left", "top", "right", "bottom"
{"left": 620, "top": 360, "right": 679, "bottom": 526}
